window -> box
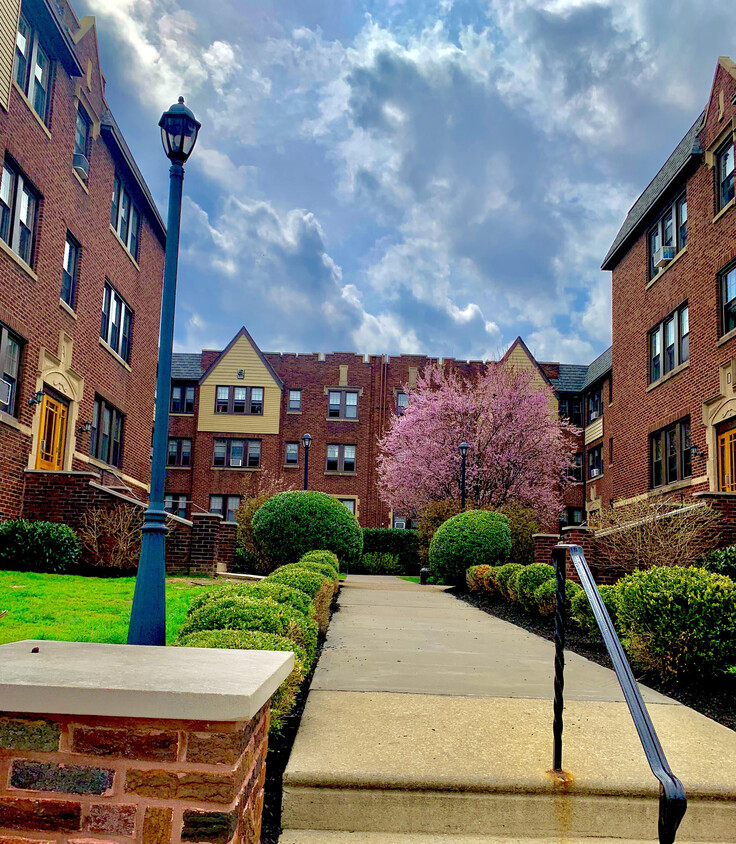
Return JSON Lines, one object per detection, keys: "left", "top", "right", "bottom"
{"left": 0, "top": 323, "right": 22, "bottom": 416}
{"left": 647, "top": 192, "right": 687, "bottom": 279}
{"left": 0, "top": 159, "right": 39, "bottom": 266}
{"left": 565, "top": 507, "right": 584, "bottom": 527}
{"left": 587, "top": 388, "right": 602, "bottom": 424}
{"left": 569, "top": 452, "right": 583, "bottom": 482}
{"left": 164, "top": 494, "right": 188, "bottom": 519}
{"left": 651, "top": 419, "right": 692, "bottom": 488}
{"left": 171, "top": 381, "right": 196, "bottom": 413}
{"left": 326, "top": 444, "right": 356, "bottom": 473}
{"left": 167, "top": 438, "right": 191, "bottom": 467}
{"left": 717, "top": 139, "right": 735, "bottom": 212}
{"left": 100, "top": 282, "right": 132, "bottom": 363}
{"left": 649, "top": 304, "right": 688, "bottom": 382}
{"left": 285, "top": 442, "right": 299, "bottom": 465}
{"left": 90, "top": 396, "right": 124, "bottom": 467}
{"left": 588, "top": 445, "right": 603, "bottom": 479}
{"left": 328, "top": 389, "right": 358, "bottom": 419}
{"left": 209, "top": 495, "right": 241, "bottom": 522}
{"left": 288, "top": 389, "right": 302, "bottom": 411}
{"left": 13, "top": 13, "right": 51, "bottom": 123}
{"left": 338, "top": 498, "right": 355, "bottom": 514}
{"left": 214, "top": 385, "right": 264, "bottom": 415}
{"left": 74, "top": 106, "right": 91, "bottom": 159}
{"left": 721, "top": 265, "right": 736, "bottom": 336}
{"left": 213, "top": 438, "right": 261, "bottom": 468}
{"left": 110, "top": 174, "right": 141, "bottom": 260}
{"left": 559, "top": 395, "right": 582, "bottom": 426}
{"left": 396, "top": 391, "right": 409, "bottom": 414}
{"left": 61, "top": 233, "right": 80, "bottom": 308}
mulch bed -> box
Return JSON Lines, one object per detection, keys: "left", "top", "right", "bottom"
{"left": 456, "top": 588, "right": 736, "bottom": 732}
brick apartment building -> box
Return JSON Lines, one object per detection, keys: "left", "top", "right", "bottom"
{"left": 0, "top": 0, "right": 165, "bottom": 519}
{"left": 165, "top": 330, "right": 589, "bottom": 529}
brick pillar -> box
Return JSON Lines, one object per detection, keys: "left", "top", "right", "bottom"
{"left": 532, "top": 533, "right": 559, "bottom": 567}
{"left": 559, "top": 526, "right": 597, "bottom": 583}
{"left": 189, "top": 513, "right": 222, "bottom": 576}
{"left": 217, "top": 522, "right": 238, "bottom": 572}
{"left": 694, "top": 491, "right": 736, "bottom": 549}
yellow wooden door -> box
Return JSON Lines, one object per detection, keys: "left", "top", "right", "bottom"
{"left": 36, "top": 394, "right": 68, "bottom": 471}
{"left": 719, "top": 428, "right": 736, "bottom": 492}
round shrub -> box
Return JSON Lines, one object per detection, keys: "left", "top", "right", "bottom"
{"left": 417, "top": 499, "right": 461, "bottom": 566}
{"left": 175, "top": 629, "right": 307, "bottom": 733}
{"left": 506, "top": 566, "right": 525, "bottom": 603}
{"left": 429, "top": 510, "right": 511, "bottom": 585}
{"left": 0, "top": 519, "right": 81, "bottom": 574}
{"left": 571, "top": 585, "right": 621, "bottom": 638}
{"left": 496, "top": 563, "right": 524, "bottom": 601}
{"left": 252, "top": 491, "right": 362, "bottom": 567}
{"left": 535, "top": 578, "right": 582, "bottom": 619}
{"left": 516, "top": 564, "right": 555, "bottom": 614}
{"left": 616, "top": 566, "right": 736, "bottom": 680}
{"left": 466, "top": 565, "right": 491, "bottom": 592}
{"left": 267, "top": 565, "right": 330, "bottom": 599}
{"left": 177, "top": 595, "right": 318, "bottom": 661}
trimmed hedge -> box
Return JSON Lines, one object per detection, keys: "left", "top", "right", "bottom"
{"left": 176, "top": 629, "right": 307, "bottom": 732}
{"left": 252, "top": 491, "right": 363, "bottom": 567}
{"left": 570, "top": 584, "right": 620, "bottom": 638}
{"left": 362, "top": 528, "right": 420, "bottom": 573}
{"left": 496, "top": 563, "right": 524, "bottom": 601}
{"left": 297, "top": 551, "right": 340, "bottom": 592}
{"left": 354, "top": 552, "right": 403, "bottom": 575}
{"left": 0, "top": 519, "right": 81, "bottom": 574}
{"left": 466, "top": 564, "right": 491, "bottom": 592}
{"left": 429, "top": 510, "right": 511, "bottom": 585}
{"left": 516, "top": 563, "right": 555, "bottom": 613}
{"left": 535, "top": 578, "right": 582, "bottom": 618}
{"left": 266, "top": 564, "right": 334, "bottom": 634}
{"left": 187, "top": 581, "right": 315, "bottom": 620}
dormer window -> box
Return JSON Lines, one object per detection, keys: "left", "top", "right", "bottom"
{"left": 14, "top": 12, "right": 51, "bottom": 125}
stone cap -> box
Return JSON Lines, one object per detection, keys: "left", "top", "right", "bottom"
{"left": 0, "top": 640, "right": 294, "bottom": 722}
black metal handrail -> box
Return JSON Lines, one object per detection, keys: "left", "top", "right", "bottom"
{"left": 551, "top": 544, "right": 687, "bottom": 844}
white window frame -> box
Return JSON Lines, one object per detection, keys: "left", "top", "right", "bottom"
{"left": 646, "top": 191, "right": 686, "bottom": 280}
{"left": 0, "top": 159, "right": 39, "bottom": 267}
{"left": 14, "top": 12, "right": 51, "bottom": 124}
{"left": 0, "top": 323, "right": 22, "bottom": 416}
{"left": 100, "top": 281, "right": 133, "bottom": 363}
{"left": 110, "top": 173, "right": 141, "bottom": 260}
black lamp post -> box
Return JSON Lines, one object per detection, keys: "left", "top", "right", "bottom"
{"left": 458, "top": 441, "right": 470, "bottom": 510}
{"left": 127, "top": 97, "right": 200, "bottom": 647}
{"left": 301, "top": 433, "right": 312, "bottom": 490}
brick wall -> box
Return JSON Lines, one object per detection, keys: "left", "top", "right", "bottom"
{"left": 0, "top": 705, "right": 269, "bottom": 844}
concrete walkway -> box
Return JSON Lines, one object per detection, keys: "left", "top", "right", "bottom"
{"left": 280, "top": 576, "right": 736, "bottom": 842}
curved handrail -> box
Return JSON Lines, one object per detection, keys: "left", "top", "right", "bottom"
{"left": 551, "top": 544, "right": 687, "bottom": 844}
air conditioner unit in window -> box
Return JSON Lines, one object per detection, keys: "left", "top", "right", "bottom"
{"left": 73, "top": 153, "right": 90, "bottom": 180}
{"left": 231, "top": 458, "right": 243, "bottom": 467}
{"left": 590, "top": 468, "right": 601, "bottom": 478}
{"left": 0, "top": 379, "right": 10, "bottom": 407}
{"left": 654, "top": 245, "right": 676, "bottom": 268}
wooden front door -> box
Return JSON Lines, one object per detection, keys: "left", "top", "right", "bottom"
{"left": 36, "top": 393, "right": 68, "bottom": 471}
{"left": 719, "top": 427, "right": 736, "bottom": 493}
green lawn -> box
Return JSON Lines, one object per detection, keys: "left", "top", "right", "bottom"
{"left": 400, "top": 576, "right": 420, "bottom": 583}
{"left": 0, "top": 572, "right": 212, "bottom": 645}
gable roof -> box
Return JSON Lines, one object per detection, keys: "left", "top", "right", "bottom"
{"left": 601, "top": 112, "right": 704, "bottom": 271}
{"left": 171, "top": 353, "right": 203, "bottom": 380}
{"left": 550, "top": 364, "right": 589, "bottom": 393}
{"left": 31, "top": 0, "right": 84, "bottom": 76}
{"left": 198, "top": 327, "right": 285, "bottom": 390}
{"left": 582, "top": 346, "right": 612, "bottom": 391}
{"left": 501, "top": 336, "right": 553, "bottom": 388}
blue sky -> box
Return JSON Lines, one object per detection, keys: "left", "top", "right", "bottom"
{"left": 78, "top": 0, "right": 736, "bottom": 364}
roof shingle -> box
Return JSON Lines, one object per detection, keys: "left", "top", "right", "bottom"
{"left": 581, "top": 346, "right": 612, "bottom": 391}
{"left": 171, "top": 353, "right": 203, "bottom": 380}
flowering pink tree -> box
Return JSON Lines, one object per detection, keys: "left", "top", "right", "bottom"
{"left": 377, "top": 364, "right": 577, "bottom": 524}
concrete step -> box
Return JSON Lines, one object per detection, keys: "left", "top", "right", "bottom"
{"left": 279, "top": 835, "right": 724, "bottom": 844}
{"left": 281, "top": 691, "right": 736, "bottom": 841}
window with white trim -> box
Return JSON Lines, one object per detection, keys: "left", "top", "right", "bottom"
{"left": 717, "top": 139, "right": 735, "bottom": 212}
{"left": 213, "top": 438, "right": 261, "bottom": 468}
{"left": 285, "top": 442, "right": 299, "bottom": 465}
{"left": 288, "top": 389, "right": 302, "bottom": 411}
{"left": 90, "top": 396, "right": 124, "bottom": 468}
{"left": 0, "top": 159, "right": 39, "bottom": 267}
{"left": 649, "top": 303, "right": 688, "bottom": 383}
{"left": 0, "top": 323, "right": 22, "bottom": 417}
{"left": 326, "top": 443, "right": 356, "bottom": 473}
{"left": 164, "top": 494, "right": 188, "bottom": 519}
{"left": 13, "top": 12, "right": 51, "bottom": 124}
{"left": 61, "top": 233, "right": 80, "bottom": 308}
{"left": 100, "top": 281, "right": 132, "bottom": 363}
{"left": 328, "top": 389, "right": 358, "bottom": 419}
{"left": 110, "top": 174, "right": 141, "bottom": 260}
{"left": 647, "top": 192, "right": 686, "bottom": 280}
{"left": 210, "top": 495, "right": 240, "bottom": 522}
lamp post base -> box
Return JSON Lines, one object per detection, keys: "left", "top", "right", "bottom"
{"left": 127, "top": 509, "right": 168, "bottom": 646}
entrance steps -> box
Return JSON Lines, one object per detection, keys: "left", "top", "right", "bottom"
{"left": 278, "top": 691, "right": 736, "bottom": 843}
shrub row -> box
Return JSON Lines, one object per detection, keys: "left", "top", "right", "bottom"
{"left": 362, "top": 528, "right": 419, "bottom": 573}
{"left": 0, "top": 520, "right": 81, "bottom": 574}
{"left": 175, "top": 550, "right": 340, "bottom": 731}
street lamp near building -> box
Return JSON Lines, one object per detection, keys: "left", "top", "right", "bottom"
{"left": 301, "top": 433, "right": 312, "bottom": 490}
{"left": 458, "top": 441, "right": 470, "bottom": 510}
{"left": 128, "top": 97, "right": 200, "bottom": 647}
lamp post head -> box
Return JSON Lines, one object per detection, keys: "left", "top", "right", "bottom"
{"left": 458, "top": 441, "right": 470, "bottom": 460}
{"left": 159, "top": 97, "right": 201, "bottom": 163}
{"left": 301, "top": 432, "right": 312, "bottom": 450}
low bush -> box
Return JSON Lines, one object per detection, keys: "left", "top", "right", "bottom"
{"left": 615, "top": 566, "right": 736, "bottom": 681}
{"left": 535, "top": 578, "right": 582, "bottom": 619}
{"left": 417, "top": 500, "right": 461, "bottom": 566}
{"left": 516, "top": 563, "right": 555, "bottom": 613}
{"left": 253, "top": 491, "right": 363, "bottom": 568}
{"left": 700, "top": 545, "right": 736, "bottom": 580}
{"left": 362, "top": 528, "right": 420, "bottom": 573}
{"left": 483, "top": 565, "right": 500, "bottom": 595}
{"left": 429, "top": 510, "right": 511, "bottom": 585}
{"left": 497, "top": 503, "right": 540, "bottom": 567}
{"left": 466, "top": 565, "right": 491, "bottom": 592}
{"left": 266, "top": 564, "right": 333, "bottom": 634}
{"left": 187, "top": 581, "right": 315, "bottom": 620}
{"left": 230, "top": 547, "right": 260, "bottom": 574}
{"left": 357, "top": 552, "right": 403, "bottom": 575}
{"left": 570, "top": 585, "right": 620, "bottom": 637}
{"left": 176, "top": 629, "right": 307, "bottom": 733}
{"left": 506, "top": 566, "right": 525, "bottom": 603}
{"left": 496, "top": 563, "right": 524, "bottom": 601}
{"left": 0, "top": 519, "right": 81, "bottom": 574}
{"left": 298, "top": 551, "right": 340, "bottom": 592}
{"left": 177, "top": 595, "right": 318, "bottom": 661}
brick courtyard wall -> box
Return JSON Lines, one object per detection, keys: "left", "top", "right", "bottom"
{"left": 216, "top": 522, "right": 238, "bottom": 572}
{"left": 533, "top": 533, "right": 559, "bottom": 568}
{"left": 188, "top": 514, "right": 223, "bottom": 576}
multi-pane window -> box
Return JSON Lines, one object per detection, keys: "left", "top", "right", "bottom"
{"left": 651, "top": 419, "right": 692, "bottom": 489}
{"left": 171, "top": 381, "right": 195, "bottom": 413}
{"left": 721, "top": 264, "right": 736, "bottom": 336}
{"left": 164, "top": 494, "right": 188, "bottom": 519}
{"left": 0, "top": 323, "right": 22, "bottom": 416}
{"left": 90, "top": 396, "right": 124, "bottom": 467}
{"left": 588, "top": 445, "right": 603, "bottom": 479}
{"left": 647, "top": 192, "right": 687, "bottom": 280}
{"left": 649, "top": 304, "right": 688, "bottom": 383}
{"left": 100, "top": 282, "right": 132, "bottom": 363}
{"left": 285, "top": 442, "right": 299, "bottom": 465}
{"left": 559, "top": 395, "right": 582, "bottom": 426}
{"left": 288, "top": 389, "right": 302, "bottom": 411}
{"left": 328, "top": 389, "right": 358, "bottom": 419}
{"left": 110, "top": 174, "right": 141, "bottom": 260}
{"left": 338, "top": 498, "right": 355, "bottom": 514}
{"left": 587, "top": 388, "right": 602, "bottom": 423}
{"left": 717, "top": 139, "right": 735, "bottom": 212}
{"left": 0, "top": 159, "right": 39, "bottom": 266}
{"left": 14, "top": 13, "right": 51, "bottom": 123}
{"left": 210, "top": 495, "right": 241, "bottom": 522}
{"left": 61, "top": 233, "right": 80, "bottom": 308}
{"left": 214, "top": 385, "right": 264, "bottom": 415}
{"left": 74, "top": 106, "right": 91, "bottom": 159}
{"left": 565, "top": 507, "right": 585, "bottom": 527}
{"left": 167, "top": 438, "right": 191, "bottom": 467}
{"left": 396, "top": 391, "right": 409, "bottom": 414}
{"left": 326, "top": 444, "right": 356, "bottom": 473}
{"left": 213, "top": 438, "right": 261, "bottom": 468}
{"left": 569, "top": 453, "right": 583, "bottom": 482}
